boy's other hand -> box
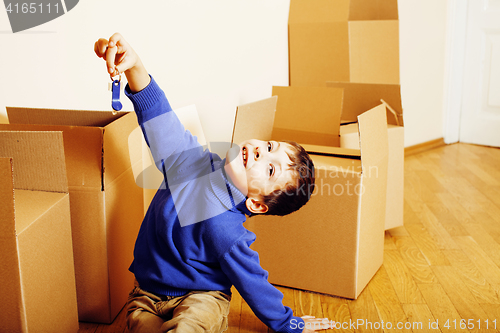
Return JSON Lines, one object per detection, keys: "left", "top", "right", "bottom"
{"left": 301, "top": 315, "right": 334, "bottom": 332}
{"left": 94, "top": 33, "right": 150, "bottom": 93}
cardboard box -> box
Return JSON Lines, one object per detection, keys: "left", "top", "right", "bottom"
{"left": 0, "top": 108, "right": 144, "bottom": 323}
{"left": 236, "top": 86, "right": 389, "bottom": 299}
{"left": 0, "top": 131, "right": 79, "bottom": 332}
{"left": 288, "top": 0, "right": 399, "bottom": 86}
{"left": 327, "top": 82, "right": 404, "bottom": 230}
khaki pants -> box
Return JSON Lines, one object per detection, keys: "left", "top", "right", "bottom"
{"left": 126, "top": 282, "right": 231, "bottom": 333}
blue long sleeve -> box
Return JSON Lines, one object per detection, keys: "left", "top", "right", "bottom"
{"left": 125, "top": 76, "right": 305, "bottom": 333}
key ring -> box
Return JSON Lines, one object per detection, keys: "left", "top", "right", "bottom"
{"left": 110, "top": 72, "right": 121, "bottom": 82}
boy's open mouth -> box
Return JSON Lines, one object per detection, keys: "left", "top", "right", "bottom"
{"left": 242, "top": 146, "right": 247, "bottom": 168}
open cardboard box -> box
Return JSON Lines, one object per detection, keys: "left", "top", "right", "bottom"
{"left": 287, "top": 0, "right": 403, "bottom": 230}
{"left": 328, "top": 82, "right": 404, "bottom": 230}
{"left": 0, "top": 108, "right": 144, "bottom": 323}
{"left": 236, "top": 86, "right": 389, "bottom": 299}
{"left": 288, "top": 0, "right": 399, "bottom": 87}
{"left": 0, "top": 131, "right": 79, "bottom": 332}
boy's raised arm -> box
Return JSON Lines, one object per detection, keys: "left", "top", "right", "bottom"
{"left": 94, "top": 33, "right": 150, "bottom": 93}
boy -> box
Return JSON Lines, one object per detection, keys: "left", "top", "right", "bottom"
{"left": 95, "top": 33, "right": 331, "bottom": 333}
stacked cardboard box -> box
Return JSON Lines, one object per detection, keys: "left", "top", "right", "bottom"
{"left": 0, "top": 108, "right": 144, "bottom": 323}
{"left": 239, "top": 0, "right": 404, "bottom": 298}
{"left": 234, "top": 92, "right": 388, "bottom": 299}
{"left": 288, "top": 0, "right": 404, "bottom": 230}
{"left": 0, "top": 131, "right": 79, "bottom": 332}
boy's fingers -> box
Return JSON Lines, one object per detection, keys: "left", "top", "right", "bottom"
{"left": 94, "top": 38, "right": 109, "bottom": 57}
{"left": 105, "top": 44, "right": 118, "bottom": 74}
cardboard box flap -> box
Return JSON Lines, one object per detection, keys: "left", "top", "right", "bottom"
{"left": 289, "top": 0, "right": 349, "bottom": 24}
{"left": 302, "top": 144, "right": 360, "bottom": 158}
{"left": 348, "top": 0, "right": 399, "bottom": 20}
{"left": 231, "top": 96, "right": 278, "bottom": 146}
{"left": 326, "top": 82, "right": 403, "bottom": 125}
{"left": 0, "top": 131, "right": 68, "bottom": 193}
{"left": 103, "top": 112, "right": 141, "bottom": 187}
{"left": 0, "top": 123, "right": 105, "bottom": 189}
{"left": 348, "top": 20, "right": 400, "bottom": 85}
{"left": 288, "top": 0, "right": 398, "bottom": 23}
{"left": 271, "top": 86, "right": 343, "bottom": 146}
{"left": 0, "top": 157, "right": 26, "bottom": 332}
{"left": 357, "top": 104, "right": 389, "bottom": 172}
{"left": 0, "top": 158, "right": 15, "bottom": 236}
{"left": 7, "top": 107, "right": 128, "bottom": 128}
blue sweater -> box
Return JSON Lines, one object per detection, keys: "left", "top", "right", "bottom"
{"left": 125, "top": 77, "right": 304, "bottom": 333}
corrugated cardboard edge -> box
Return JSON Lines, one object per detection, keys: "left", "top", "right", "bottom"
{"left": 231, "top": 96, "right": 278, "bottom": 146}
{"left": 326, "top": 82, "right": 403, "bottom": 125}
{"left": 0, "top": 157, "right": 27, "bottom": 332}
{"left": 7, "top": 106, "right": 128, "bottom": 128}
{"left": 0, "top": 131, "right": 67, "bottom": 193}
{"left": 354, "top": 104, "right": 389, "bottom": 297}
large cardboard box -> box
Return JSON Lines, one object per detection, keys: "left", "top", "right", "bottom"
{"left": 0, "top": 108, "right": 144, "bottom": 323}
{"left": 237, "top": 86, "right": 389, "bottom": 299}
{"left": 0, "top": 131, "right": 79, "bottom": 332}
{"left": 288, "top": 0, "right": 399, "bottom": 86}
{"left": 328, "top": 82, "right": 404, "bottom": 230}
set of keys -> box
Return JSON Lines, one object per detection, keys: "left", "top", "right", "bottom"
{"left": 108, "top": 73, "right": 122, "bottom": 112}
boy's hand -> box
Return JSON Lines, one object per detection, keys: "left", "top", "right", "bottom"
{"left": 94, "top": 33, "right": 150, "bottom": 93}
{"left": 301, "top": 316, "right": 334, "bottom": 332}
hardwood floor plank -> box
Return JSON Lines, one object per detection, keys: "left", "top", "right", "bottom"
{"left": 347, "top": 288, "right": 382, "bottom": 333}
{"left": 431, "top": 266, "right": 492, "bottom": 333}
{"left": 443, "top": 250, "right": 500, "bottom": 305}
{"left": 393, "top": 236, "right": 438, "bottom": 284}
{"left": 418, "top": 284, "right": 469, "bottom": 333}
{"left": 478, "top": 304, "right": 500, "bottom": 332}
{"left": 401, "top": 304, "right": 440, "bottom": 332}
{"left": 320, "top": 295, "right": 353, "bottom": 333}
{"left": 383, "top": 250, "right": 425, "bottom": 304}
{"left": 368, "top": 267, "right": 412, "bottom": 332}
{"left": 404, "top": 221, "right": 451, "bottom": 266}
{"left": 294, "top": 290, "right": 324, "bottom": 318}
{"left": 460, "top": 223, "right": 500, "bottom": 268}
{"left": 239, "top": 298, "right": 269, "bottom": 333}
{"left": 454, "top": 236, "right": 500, "bottom": 286}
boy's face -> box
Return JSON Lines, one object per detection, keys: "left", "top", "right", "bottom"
{"left": 224, "top": 139, "right": 295, "bottom": 213}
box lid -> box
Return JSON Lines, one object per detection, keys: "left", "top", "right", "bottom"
{"left": 357, "top": 104, "right": 389, "bottom": 174}
{"left": 327, "top": 82, "right": 403, "bottom": 125}
{"left": 231, "top": 96, "right": 278, "bottom": 146}
{"left": 271, "top": 86, "right": 343, "bottom": 147}
{"left": 0, "top": 131, "right": 67, "bottom": 193}
{"left": 7, "top": 107, "right": 128, "bottom": 127}
{"left": 289, "top": 0, "right": 398, "bottom": 24}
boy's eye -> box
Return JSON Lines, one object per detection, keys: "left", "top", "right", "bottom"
{"left": 267, "top": 141, "right": 272, "bottom": 152}
{"left": 269, "top": 164, "right": 274, "bottom": 177}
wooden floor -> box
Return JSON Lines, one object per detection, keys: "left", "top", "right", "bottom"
{"left": 79, "top": 143, "right": 500, "bottom": 332}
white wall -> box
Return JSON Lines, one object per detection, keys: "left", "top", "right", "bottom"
{"left": 398, "top": 0, "right": 449, "bottom": 147}
{"left": 0, "top": 0, "right": 290, "bottom": 144}
{"left": 0, "top": 0, "right": 448, "bottom": 148}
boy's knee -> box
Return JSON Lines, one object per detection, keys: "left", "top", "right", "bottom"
{"left": 127, "top": 308, "right": 164, "bottom": 333}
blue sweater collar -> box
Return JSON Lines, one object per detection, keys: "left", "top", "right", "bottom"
{"left": 209, "top": 157, "right": 252, "bottom": 217}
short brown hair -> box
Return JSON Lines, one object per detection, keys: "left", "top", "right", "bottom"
{"left": 262, "top": 141, "right": 315, "bottom": 216}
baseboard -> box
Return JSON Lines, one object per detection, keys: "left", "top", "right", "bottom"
{"left": 405, "top": 138, "right": 446, "bottom": 157}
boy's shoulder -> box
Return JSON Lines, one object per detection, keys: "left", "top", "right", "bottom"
{"left": 201, "top": 212, "right": 254, "bottom": 256}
